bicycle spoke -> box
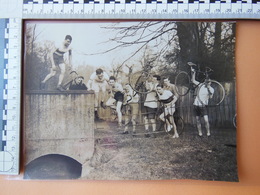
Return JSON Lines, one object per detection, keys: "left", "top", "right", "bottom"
{"left": 174, "top": 116, "right": 184, "bottom": 135}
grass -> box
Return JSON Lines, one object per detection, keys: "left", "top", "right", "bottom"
{"left": 82, "top": 121, "right": 238, "bottom": 181}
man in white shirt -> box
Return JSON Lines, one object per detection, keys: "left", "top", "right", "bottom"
{"left": 87, "top": 68, "right": 109, "bottom": 120}
{"left": 190, "top": 63, "right": 214, "bottom": 137}
{"left": 122, "top": 84, "right": 139, "bottom": 135}
{"left": 143, "top": 75, "right": 160, "bottom": 137}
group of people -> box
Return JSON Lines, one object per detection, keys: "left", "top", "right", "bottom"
{"left": 40, "top": 35, "right": 214, "bottom": 138}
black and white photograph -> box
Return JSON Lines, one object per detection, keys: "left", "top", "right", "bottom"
{"left": 23, "top": 20, "right": 238, "bottom": 181}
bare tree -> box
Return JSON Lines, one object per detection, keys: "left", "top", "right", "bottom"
{"left": 102, "top": 21, "right": 236, "bottom": 82}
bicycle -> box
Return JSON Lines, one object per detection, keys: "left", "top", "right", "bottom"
{"left": 127, "top": 64, "right": 154, "bottom": 95}
{"left": 156, "top": 106, "right": 184, "bottom": 137}
{"left": 233, "top": 113, "right": 237, "bottom": 128}
{"left": 174, "top": 62, "right": 225, "bottom": 106}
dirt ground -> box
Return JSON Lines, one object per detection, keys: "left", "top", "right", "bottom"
{"left": 82, "top": 120, "right": 238, "bottom": 181}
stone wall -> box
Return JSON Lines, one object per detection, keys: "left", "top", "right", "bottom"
{"left": 24, "top": 91, "right": 95, "bottom": 167}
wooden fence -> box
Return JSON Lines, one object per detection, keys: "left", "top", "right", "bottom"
{"left": 178, "top": 81, "right": 237, "bottom": 127}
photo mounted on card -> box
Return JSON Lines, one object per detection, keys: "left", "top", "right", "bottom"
{"left": 23, "top": 20, "right": 238, "bottom": 181}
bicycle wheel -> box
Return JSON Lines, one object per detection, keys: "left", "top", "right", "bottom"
{"left": 175, "top": 71, "right": 190, "bottom": 96}
{"left": 174, "top": 116, "right": 184, "bottom": 135}
{"left": 197, "top": 80, "right": 225, "bottom": 106}
{"left": 233, "top": 114, "right": 237, "bottom": 128}
{"left": 129, "top": 71, "right": 151, "bottom": 94}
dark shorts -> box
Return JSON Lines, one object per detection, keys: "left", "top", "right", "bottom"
{"left": 194, "top": 105, "right": 208, "bottom": 117}
{"left": 145, "top": 106, "right": 157, "bottom": 119}
{"left": 53, "top": 54, "right": 64, "bottom": 65}
{"left": 114, "top": 91, "right": 124, "bottom": 102}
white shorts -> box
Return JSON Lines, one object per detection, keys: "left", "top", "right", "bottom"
{"left": 159, "top": 103, "right": 175, "bottom": 120}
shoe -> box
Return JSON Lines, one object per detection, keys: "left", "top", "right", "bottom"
{"left": 145, "top": 132, "right": 150, "bottom": 138}
{"left": 207, "top": 132, "right": 211, "bottom": 137}
{"left": 173, "top": 133, "right": 179, "bottom": 138}
{"left": 198, "top": 132, "right": 203, "bottom": 137}
{"left": 57, "top": 85, "right": 65, "bottom": 91}
{"left": 167, "top": 125, "right": 173, "bottom": 132}
{"left": 150, "top": 133, "right": 156, "bottom": 138}
{"left": 100, "top": 101, "right": 106, "bottom": 109}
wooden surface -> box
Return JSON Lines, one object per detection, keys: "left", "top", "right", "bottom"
{"left": 0, "top": 20, "right": 260, "bottom": 195}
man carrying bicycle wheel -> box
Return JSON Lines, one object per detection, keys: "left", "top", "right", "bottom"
{"left": 190, "top": 62, "right": 214, "bottom": 137}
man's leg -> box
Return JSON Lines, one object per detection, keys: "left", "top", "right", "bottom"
{"left": 106, "top": 97, "right": 116, "bottom": 109}
{"left": 151, "top": 118, "right": 156, "bottom": 132}
{"left": 94, "top": 91, "right": 100, "bottom": 108}
{"left": 144, "top": 115, "right": 150, "bottom": 137}
{"left": 196, "top": 116, "right": 203, "bottom": 136}
{"left": 144, "top": 116, "right": 149, "bottom": 130}
{"left": 100, "top": 83, "right": 107, "bottom": 109}
{"left": 159, "top": 113, "right": 172, "bottom": 132}
{"left": 93, "top": 91, "right": 100, "bottom": 120}
{"left": 116, "top": 101, "right": 123, "bottom": 127}
{"left": 169, "top": 115, "right": 178, "bottom": 138}
{"left": 132, "top": 117, "right": 137, "bottom": 133}
{"left": 41, "top": 69, "right": 56, "bottom": 85}
{"left": 57, "top": 63, "right": 66, "bottom": 87}
{"left": 131, "top": 104, "right": 138, "bottom": 133}
{"left": 124, "top": 114, "right": 129, "bottom": 133}
{"left": 203, "top": 115, "right": 211, "bottom": 136}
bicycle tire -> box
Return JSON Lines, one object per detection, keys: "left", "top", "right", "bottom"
{"left": 174, "top": 116, "right": 184, "bottom": 135}
{"left": 197, "top": 80, "right": 225, "bottom": 106}
{"left": 233, "top": 114, "right": 237, "bottom": 128}
{"left": 175, "top": 71, "right": 190, "bottom": 96}
{"left": 156, "top": 116, "right": 184, "bottom": 136}
{"left": 129, "top": 70, "right": 151, "bottom": 94}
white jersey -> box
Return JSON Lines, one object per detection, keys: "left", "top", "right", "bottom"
{"left": 89, "top": 72, "right": 109, "bottom": 83}
{"left": 194, "top": 84, "right": 214, "bottom": 106}
{"left": 158, "top": 90, "right": 175, "bottom": 107}
{"left": 158, "top": 90, "right": 173, "bottom": 100}
{"left": 144, "top": 81, "right": 158, "bottom": 108}
{"left": 158, "top": 90, "right": 176, "bottom": 116}
{"left": 110, "top": 82, "right": 123, "bottom": 94}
